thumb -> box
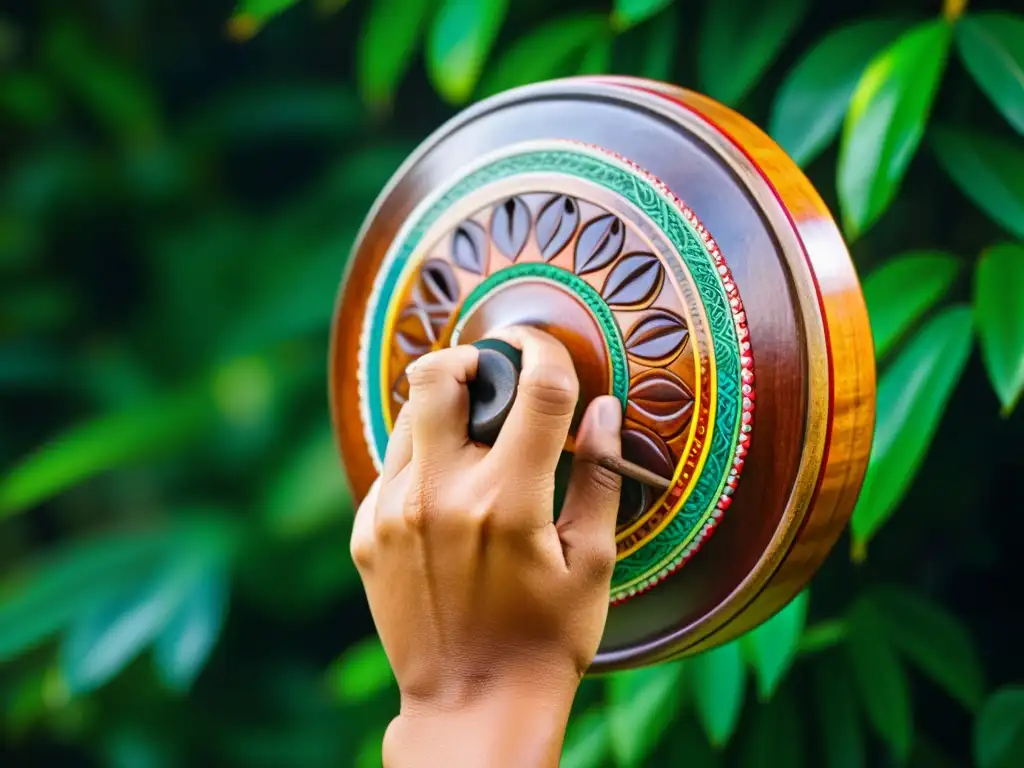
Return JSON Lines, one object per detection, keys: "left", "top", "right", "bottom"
{"left": 557, "top": 396, "right": 622, "bottom": 579}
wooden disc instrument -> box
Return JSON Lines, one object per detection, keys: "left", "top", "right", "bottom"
{"left": 328, "top": 76, "right": 876, "bottom": 672}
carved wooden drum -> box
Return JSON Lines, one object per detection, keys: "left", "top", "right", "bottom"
{"left": 328, "top": 76, "right": 876, "bottom": 672}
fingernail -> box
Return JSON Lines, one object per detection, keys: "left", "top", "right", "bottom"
{"left": 596, "top": 397, "right": 622, "bottom": 431}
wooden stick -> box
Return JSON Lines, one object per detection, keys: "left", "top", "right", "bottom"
{"left": 598, "top": 455, "right": 672, "bottom": 492}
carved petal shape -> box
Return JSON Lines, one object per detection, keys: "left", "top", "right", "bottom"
{"left": 624, "top": 310, "right": 689, "bottom": 366}
{"left": 627, "top": 369, "right": 695, "bottom": 441}
{"left": 395, "top": 306, "right": 435, "bottom": 356}
{"left": 621, "top": 422, "right": 675, "bottom": 481}
{"left": 413, "top": 259, "right": 459, "bottom": 311}
{"left": 574, "top": 214, "right": 625, "bottom": 274}
{"left": 451, "top": 220, "right": 488, "bottom": 274}
{"left": 536, "top": 195, "right": 580, "bottom": 260}
{"left": 601, "top": 252, "right": 664, "bottom": 309}
{"left": 490, "top": 197, "right": 531, "bottom": 261}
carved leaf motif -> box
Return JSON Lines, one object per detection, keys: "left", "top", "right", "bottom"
{"left": 490, "top": 197, "right": 531, "bottom": 261}
{"left": 601, "top": 252, "right": 664, "bottom": 309}
{"left": 451, "top": 220, "right": 488, "bottom": 274}
{"left": 621, "top": 423, "right": 675, "bottom": 481}
{"left": 624, "top": 310, "right": 690, "bottom": 365}
{"left": 627, "top": 369, "right": 695, "bottom": 441}
{"left": 574, "top": 214, "right": 625, "bottom": 274}
{"left": 535, "top": 195, "right": 580, "bottom": 260}
{"left": 413, "top": 259, "right": 459, "bottom": 310}
{"left": 395, "top": 306, "right": 435, "bottom": 356}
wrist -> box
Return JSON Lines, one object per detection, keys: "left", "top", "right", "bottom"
{"left": 383, "top": 678, "right": 578, "bottom": 768}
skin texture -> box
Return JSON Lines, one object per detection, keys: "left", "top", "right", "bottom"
{"left": 350, "top": 327, "right": 624, "bottom": 768}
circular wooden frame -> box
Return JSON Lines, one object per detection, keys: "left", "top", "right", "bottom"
{"left": 328, "top": 76, "right": 875, "bottom": 672}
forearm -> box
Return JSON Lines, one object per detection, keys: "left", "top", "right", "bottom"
{"left": 382, "top": 685, "right": 576, "bottom": 768}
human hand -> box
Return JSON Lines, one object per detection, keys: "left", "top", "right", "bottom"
{"left": 350, "top": 327, "right": 623, "bottom": 768}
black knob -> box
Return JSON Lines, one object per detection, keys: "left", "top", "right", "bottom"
{"left": 467, "top": 339, "right": 522, "bottom": 445}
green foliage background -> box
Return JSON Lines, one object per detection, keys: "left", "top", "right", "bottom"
{"left": 2, "top": 0, "right": 1024, "bottom": 765}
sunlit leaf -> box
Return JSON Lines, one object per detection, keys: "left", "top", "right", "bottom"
{"left": 477, "top": 14, "right": 606, "bottom": 98}
{"left": 61, "top": 563, "right": 198, "bottom": 695}
{"left": 931, "top": 126, "right": 1024, "bottom": 241}
{"left": 739, "top": 688, "right": 805, "bottom": 768}
{"left": 975, "top": 243, "right": 1024, "bottom": 414}
{"left": 638, "top": 6, "right": 678, "bottom": 81}
{"left": 357, "top": 0, "right": 436, "bottom": 110}
{"left": 742, "top": 590, "right": 808, "bottom": 701}
{"left": 0, "top": 386, "right": 217, "bottom": 518}
{"left": 561, "top": 707, "right": 609, "bottom": 768}
{"left": 850, "top": 305, "right": 974, "bottom": 555}
{"left": 326, "top": 635, "right": 394, "bottom": 702}
{"left": 691, "top": 642, "right": 746, "bottom": 747}
{"left": 612, "top": 0, "right": 674, "bottom": 30}
{"left": 862, "top": 250, "right": 960, "bottom": 360}
{"left": 699, "top": 0, "right": 810, "bottom": 107}
{"left": 956, "top": 14, "right": 1024, "bottom": 136}
{"left": 868, "top": 586, "right": 984, "bottom": 711}
{"left": 845, "top": 599, "right": 913, "bottom": 761}
{"left": 262, "top": 424, "right": 352, "bottom": 538}
{"left": 838, "top": 20, "right": 952, "bottom": 238}
{"left": 769, "top": 17, "right": 910, "bottom": 167}
{"left": 815, "top": 656, "right": 865, "bottom": 768}
{"left": 975, "top": 686, "right": 1024, "bottom": 768}
{"left": 356, "top": 726, "right": 386, "bottom": 768}
{"left": 427, "top": 0, "right": 510, "bottom": 105}
{"left": 153, "top": 565, "right": 230, "bottom": 693}
{"left": 606, "top": 661, "right": 684, "bottom": 765}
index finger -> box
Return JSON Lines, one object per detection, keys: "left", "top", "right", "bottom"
{"left": 485, "top": 326, "right": 579, "bottom": 484}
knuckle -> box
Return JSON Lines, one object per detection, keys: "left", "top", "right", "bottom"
{"left": 588, "top": 463, "right": 622, "bottom": 498}
{"left": 349, "top": 536, "right": 374, "bottom": 569}
{"left": 405, "top": 355, "right": 445, "bottom": 391}
{"left": 519, "top": 364, "right": 579, "bottom": 416}
{"left": 584, "top": 541, "right": 617, "bottom": 581}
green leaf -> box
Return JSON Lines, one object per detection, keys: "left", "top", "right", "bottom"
{"left": 561, "top": 707, "right": 610, "bottom": 768}
{"left": 612, "top": 0, "right": 674, "bottom": 30}
{"left": 845, "top": 600, "right": 913, "bottom": 761}
{"left": 699, "top": 0, "right": 811, "bottom": 107}
{"left": 357, "top": 0, "right": 437, "bottom": 110}
{"left": 769, "top": 18, "right": 910, "bottom": 168}
{"left": 262, "top": 424, "right": 353, "bottom": 538}
{"left": 868, "top": 586, "right": 984, "bottom": 711}
{"left": 975, "top": 686, "right": 1024, "bottom": 768}
{"left": 931, "top": 126, "right": 1024, "bottom": 241}
{"left": 356, "top": 726, "right": 386, "bottom": 768}
{"left": 234, "top": 0, "right": 303, "bottom": 24}
{"left": 60, "top": 556, "right": 212, "bottom": 695}
{"left": 837, "top": 19, "right": 952, "bottom": 238}
{"left": 577, "top": 34, "right": 613, "bottom": 76}
{"left": 0, "top": 386, "right": 217, "bottom": 518}
{"left": 815, "top": 656, "right": 865, "bottom": 768}
{"left": 862, "top": 251, "right": 961, "bottom": 360}
{"left": 638, "top": 7, "right": 678, "bottom": 82}
{"left": 427, "top": 0, "right": 510, "bottom": 105}
{"left": 850, "top": 305, "right": 974, "bottom": 554}
{"left": 153, "top": 565, "right": 230, "bottom": 693}
{"left": 956, "top": 14, "right": 1024, "bottom": 136}
{"left": 0, "top": 531, "right": 174, "bottom": 661}
{"left": 606, "top": 661, "right": 684, "bottom": 765}
{"left": 742, "top": 590, "right": 808, "bottom": 701}
{"left": 975, "top": 243, "right": 1024, "bottom": 414}
{"left": 477, "top": 14, "right": 606, "bottom": 98}
{"left": 691, "top": 642, "right": 746, "bottom": 747}
{"left": 326, "top": 636, "right": 394, "bottom": 702}
{"left": 739, "top": 689, "right": 805, "bottom": 768}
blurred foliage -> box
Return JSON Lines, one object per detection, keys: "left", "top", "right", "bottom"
{"left": 2, "top": 0, "right": 1023, "bottom": 766}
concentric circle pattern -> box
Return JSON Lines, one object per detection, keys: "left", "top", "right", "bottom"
{"left": 357, "top": 141, "right": 754, "bottom": 602}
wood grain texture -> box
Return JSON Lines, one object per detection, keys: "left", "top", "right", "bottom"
{"left": 327, "top": 76, "right": 875, "bottom": 670}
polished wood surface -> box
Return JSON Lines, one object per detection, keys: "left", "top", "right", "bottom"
{"left": 328, "top": 76, "right": 875, "bottom": 670}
